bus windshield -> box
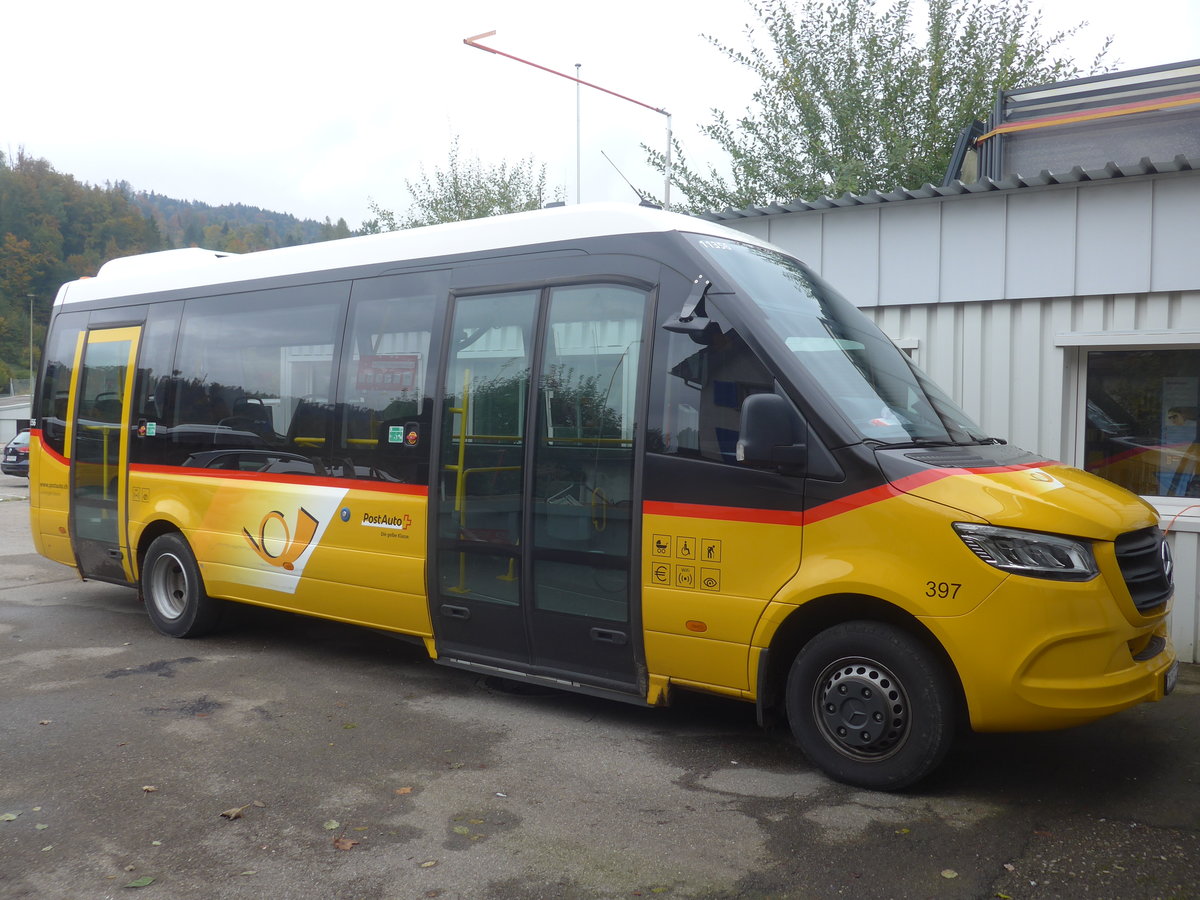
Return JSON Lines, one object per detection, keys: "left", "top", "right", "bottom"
{"left": 688, "top": 236, "right": 987, "bottom": 446}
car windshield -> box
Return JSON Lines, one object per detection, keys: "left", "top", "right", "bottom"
{"left": 688, "top": 236, "right": 986, "bottom": 445}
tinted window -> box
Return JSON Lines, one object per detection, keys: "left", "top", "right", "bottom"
{"left": 648, "top": 299, "right": 774, "bottom": 465}
{"left": 138, "top": 284, "right": 347, "bottom": 472}
{"left": 36, "top": 310, "right": 87, "bottom": 457}
{"left": 333, "top": 271, "right": 446, "bottom": 483}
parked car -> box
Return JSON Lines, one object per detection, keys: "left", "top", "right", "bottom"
{"left": 2, "top": 430, "right": 30, "bottom": 477}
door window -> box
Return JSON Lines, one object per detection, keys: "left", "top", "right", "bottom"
{"left": 531, "top": 284, "right": 645, "bottom": 624}
{"left": 438, "top": 290, "right": 538, "bottom": 608}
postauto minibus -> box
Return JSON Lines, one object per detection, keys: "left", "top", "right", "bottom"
{"left": 29, "top": 203, "right": 1177, "bottom": 789}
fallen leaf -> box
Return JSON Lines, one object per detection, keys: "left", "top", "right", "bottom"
{"left": 36, "top": 824, "right": 48, "bottom": 831}
{"left": 1003, "top": 863, "right": 1015, "bottom": 872}
{"left": 142, "top": 786, "right": 158, "bottom": 793}
{"left": 332, "top": 837, "right": 359, "bottom": 851}
{"left": 419, "top": 859, "right": 438, "bottom": 868}
{"left": 941, "top": 869, "right": 958, "bottom": 879}
{"left": 220, "top": 805, "right": 250, "bottom": 820}
{"left": 452, "top": 826, "right": 471, "bottom": 836}
{"left": 353, "top": 827, "right": 369, "bottom": 832}
{"left": 895, "top": 828, "right": 910, "bottom": 835}
{"left": 39, "top": 720, "right": 52, "bottom": 725}
{"left": 468, "top": 819, "right": 484, "bottom": 825}
{"left": 253, "top": 801, "right": 266, "bottom": 808}
{"left": 395, "top": 787, "right": 414, "bottom": 795}
{"left": 240, "top": 871, "right": 257, "bottom": 876}
{"left": 323, "top": 819, "right": 341, "bottom": 831}
{"left": 0, "top": 812, "right": 19, "bottom": 822}
{"left": 125, "top": 876, "right": 155, "bottom": 888}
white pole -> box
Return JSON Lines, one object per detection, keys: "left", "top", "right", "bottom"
{"left": 28, "top": 293, "right": 34, "bottom": 389}
{"left": 664, "top": 113, "right": 672, "bottom": 210}
{"left": 575, "top": 63, "right": 582, "bottom": 204}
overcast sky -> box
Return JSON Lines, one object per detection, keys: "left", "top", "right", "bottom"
{"left": 6, "top": 0, "right": 1199, "bottom": 228}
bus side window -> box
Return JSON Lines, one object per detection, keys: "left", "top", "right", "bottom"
{"left": 164, "top": 284, "right": 347, "bottom": 470}
{"left": 36, "top": 311, "right": 88, "bottom": 457}
{"left": 333, "top": 271, "right": 446, "bottom": 483}
{"left": 649, "top": 299, "right": 774, "bottom": 465}
{"left": 130, "top": 302, "right": 183, "bottom": 467}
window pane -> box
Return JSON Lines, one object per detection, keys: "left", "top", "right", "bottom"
{"left": 147, "top": 285, "right": 345, "bottom": 471}
{"left": 335, "top": 272, "right": 446, "bottom": 483}
{"left": 1085, "top": 349, "right": 1200, "bottom": 497}
{"left": 649, "top": 299, "right": 774, "bottom": 464}
{"left": 532, "top": 284, "right": 648, "bottom": 621}
{"left": 37, "top": 311, "right": 87, "bottom": 457}
{"left": 437, "top": 291, "right": 537, "bottom": 602}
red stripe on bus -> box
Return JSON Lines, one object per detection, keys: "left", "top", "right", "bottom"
{"left": 32, "top": 432, "right": 70, "bottom": 467}
{"left": 128, "top": 464, "right": 429, "bottom": 496}
{"left": 643, "top": 500, "right": 805, "bottom": 526}
{"left": 647, "top": 461, "right": 1057, "bottom": 528}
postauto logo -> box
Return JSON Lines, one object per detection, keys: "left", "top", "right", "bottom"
{"left": 243, "top": 507, "right": 319, "bottom": 571}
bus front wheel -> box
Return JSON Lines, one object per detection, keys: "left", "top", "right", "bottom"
{"left": 785, "top": 620, "right": 954, "bottom": 791}
{"left": 141, "top": 533, "right": 221, "bottom": 638}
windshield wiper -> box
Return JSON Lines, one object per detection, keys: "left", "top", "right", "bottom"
{"left": 867, "top": 438, "right": 960, "bottom": 449}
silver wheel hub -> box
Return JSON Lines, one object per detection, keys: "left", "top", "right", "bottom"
{"left": 148, "top": 553, "right": 188, "bottom": 620}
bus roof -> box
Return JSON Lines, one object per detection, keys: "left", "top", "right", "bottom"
{"left": 56, "top": 202, "right": 771, "bottom": 306}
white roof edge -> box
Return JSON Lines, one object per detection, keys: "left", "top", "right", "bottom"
{"left": 57, "top": 202, "right": 770, "bottom": 306}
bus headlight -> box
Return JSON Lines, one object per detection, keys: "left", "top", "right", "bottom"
{"left": 953, "top": 523, "right": 1098, "bottom": 581}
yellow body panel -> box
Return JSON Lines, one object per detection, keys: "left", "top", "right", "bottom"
{"left": 642, "top": 510, "right": 802, "bottom": 691}
{"left": 127, "top": 469, "right": 433, "bottom": 637}
{"left": 28, "top": 437, "right": 75, "bottom": 568}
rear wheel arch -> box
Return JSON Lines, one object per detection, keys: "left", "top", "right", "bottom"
{"left": 139, "top": 530, "right": 222, "bottom": 638}
{"left": 135, "top": 519, "right": 183, "bottom": 579}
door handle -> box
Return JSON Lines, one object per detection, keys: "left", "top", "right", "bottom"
{"left": 440, "top": 604, "right": 471, "bottom": 620}
{"left": 589, "top": 627, "right": 627, "bottom": 645}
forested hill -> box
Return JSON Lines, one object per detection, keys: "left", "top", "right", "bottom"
{"left": 0, "top": 150, "right": 352, "bottom": 386}
{"left": 131, "top": 193, "right": 352, "bottom": 252}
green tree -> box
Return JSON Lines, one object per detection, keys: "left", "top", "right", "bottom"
{"left": 651, "top": 0, "right": 1112, "bottom": 210}
{"left": 365, "top": 137, "right": 565, "bottom": 232}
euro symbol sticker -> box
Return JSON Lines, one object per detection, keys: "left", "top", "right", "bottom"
{"left": 243, "top": 507, "right": 319, "bottom": 571}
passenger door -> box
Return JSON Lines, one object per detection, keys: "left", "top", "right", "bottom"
{"left": 432, "top": 271, "right": 651, "bottom": 693}
{"left": 70, "top": 326, "right": 141, "bottom": 582}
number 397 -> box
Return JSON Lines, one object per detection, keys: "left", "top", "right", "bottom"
{"left": 925, "top": 581, "right": 962, "bottom": 599}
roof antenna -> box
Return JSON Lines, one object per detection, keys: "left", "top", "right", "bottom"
{"left": 601, "top": 151, "right": 660, "bottom": 208}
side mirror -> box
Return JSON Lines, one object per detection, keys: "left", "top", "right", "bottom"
{"left": 736, "top": 393, "right": 807, "bottom": 470}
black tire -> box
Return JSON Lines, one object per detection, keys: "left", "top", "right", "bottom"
{"left": 140, "top": 533, "right": 222, "bottom": 638}
{"left": 785, "top": 620, "right": 954, "bottom": 791}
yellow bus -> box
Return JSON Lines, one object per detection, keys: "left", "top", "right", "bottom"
{"left": 30, "top": 203, "right": 1177, "bottom": 789}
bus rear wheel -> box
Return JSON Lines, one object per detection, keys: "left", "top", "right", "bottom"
{"left": 785, "top": 620, "right": 954, "bottom": 791}
{"left": 141, "top": 533, "right": 221, "bottom": 638}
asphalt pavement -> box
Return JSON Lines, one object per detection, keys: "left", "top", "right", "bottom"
{"left": 1, "top": 472, "right": 1197, "bottom": 899}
